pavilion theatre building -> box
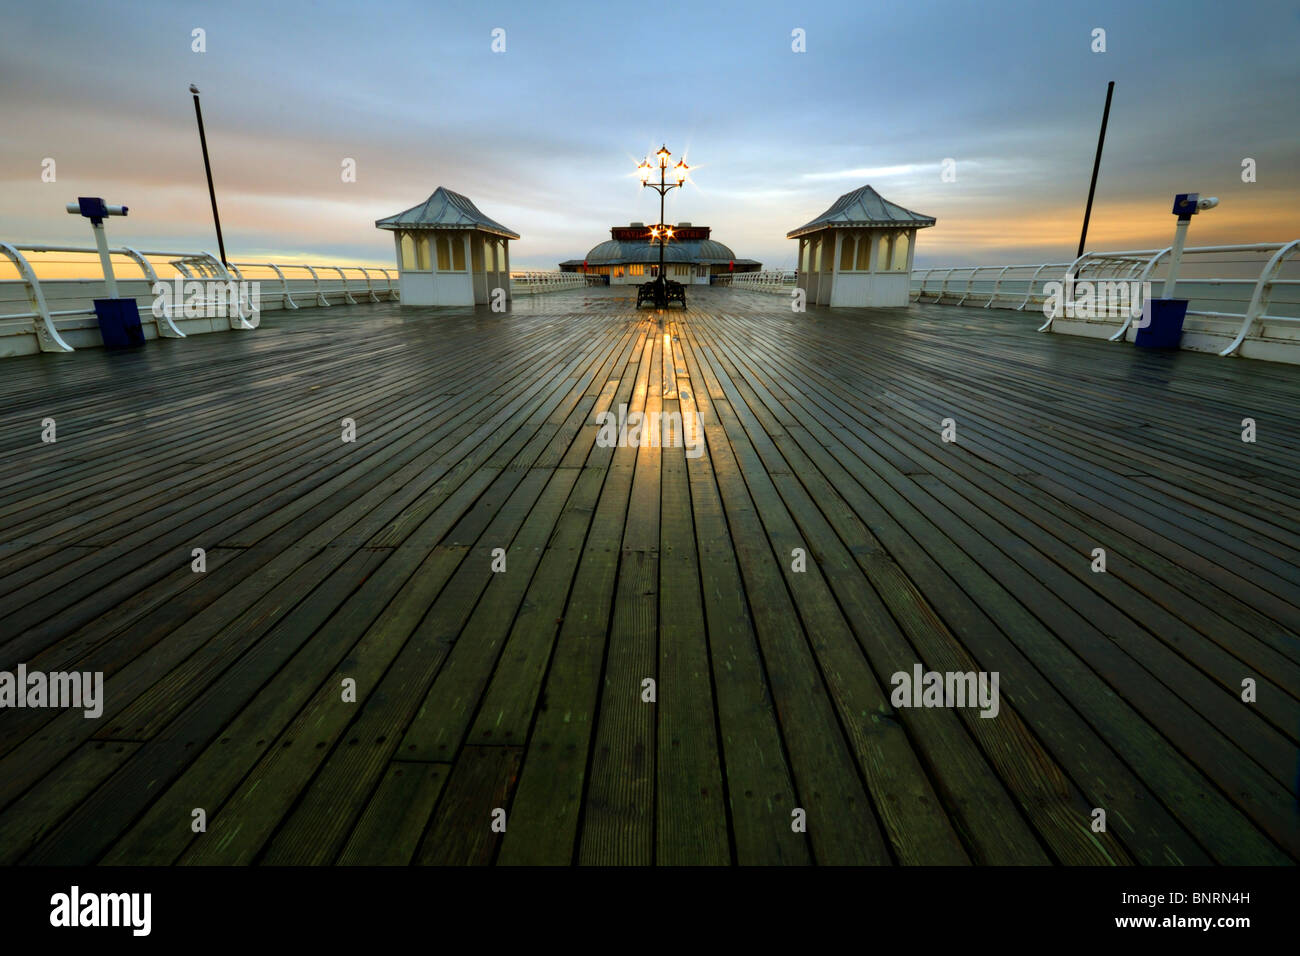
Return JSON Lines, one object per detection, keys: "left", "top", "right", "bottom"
{"left": 559, "top": 223, "right": 761, "bottom": 285}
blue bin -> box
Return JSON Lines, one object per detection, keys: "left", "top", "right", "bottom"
{"left": 93, "top": 298, "right": 145, "bottom": 348}
{"left": 1134, "top": 298, "right": 1188, "bottom": 349}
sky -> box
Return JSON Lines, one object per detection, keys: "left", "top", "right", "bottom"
{"left": 1, "top": 0, "right": 1297, "bottom": 271}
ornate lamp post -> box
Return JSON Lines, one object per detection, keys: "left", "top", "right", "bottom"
{"left": 637, "top": 145, "right": 690, "bottom": 307}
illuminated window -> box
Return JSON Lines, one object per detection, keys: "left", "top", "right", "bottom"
{"left": 451, "top": 237, "right": 465, "bottom": 271}
{"left": 877, "top": 234, "right": 892, "bottom": 272}
{"left": 400, "top": 233, "right": 416, "bottom": 270}
{"left": 630, "top": 264, "right": 645, "bottom": 276}
{"left": 483, "top": 239, "right": 494, "bottom": 272}
{"left": 856, "top": 234, "right": 871, "bottom": 271}
{"left": 839, "top": 235, "right": 856, "bottom": 271}
{"left": 416, "top": 236, "right": 430, "bottom": 270}
{"left": 436, "top": 236, "right": 451, "bottom": 271}
{"left": 892, "top": 232, "right": 909, "bottom": 271}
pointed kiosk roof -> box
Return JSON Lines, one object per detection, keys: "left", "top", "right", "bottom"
{"left": 375, "top": 187, "right": 520, "bottom": 239}
{"left": 786, "top": 184, "right": 935, "bottom": 239}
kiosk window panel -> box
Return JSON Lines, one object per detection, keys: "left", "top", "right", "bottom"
{"left": 892, "top": 233, "right": 909, "bottom": 271}
{"left": 839, "top": 235, "right": 856, "bottom": 271}
{"left": 877, "top": 234, "right": 892, "bottom": 272}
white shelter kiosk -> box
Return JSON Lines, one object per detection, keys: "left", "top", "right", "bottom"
{"left": 787, "top": 185, "right": 935, "bottom": 308}
{"left": 376, "top": 187, "right": 519, "bottom": 307}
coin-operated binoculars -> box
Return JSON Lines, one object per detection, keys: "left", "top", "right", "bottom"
{"left": 67, "top": 197, "right": 145, "bottom": 347}
{"left": 1136, "top": 193, "right": 1217, "bottom": 349}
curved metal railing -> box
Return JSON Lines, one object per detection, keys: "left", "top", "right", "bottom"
{"left": 911, "top": 240, "right": 1300, "bottom": 356}
{"left": 711, "top": 270, "right": 798, "bottom": 293}
{"left": 0, "top": 242, "right": 398, "bottom": 354}
{"left": 509, "top": 271, "right": 606, "bottom": 294}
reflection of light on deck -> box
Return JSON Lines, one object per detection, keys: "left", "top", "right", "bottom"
{"left": 662, "top": 331, "right": 676, "bottom": 400}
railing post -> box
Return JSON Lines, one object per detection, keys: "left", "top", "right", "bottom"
{"left": 266, "top": 262, "right": 298, "bottom": 309}
{"left": 202, "top": 252, "right": 255, "bottom": 329}
{"left": 1108, "top": 247, "right": 1171, "bottom": 341}
{"left": 0, "top": 241, "right": 73, "bottom": 352}
{"left": 912, "top": 268, "right": 931, "bottom": 301}
{"left": 986, "top": 265, "right": 1012, "bottom": 308}
{"left": 1017, "top": 262, "right": 1053, "bottom": 311}
{"left": 358, "top": 267, "right": 380, "bottom": 302}
{"left": 333, "top": 266, "right": 357, "bottom": 304}
{"left": 303, "top": 265, "right": 329, "bottom": 307}
{"left": 938, "top": 267, "right": 956, "bottom": 302}
{"left": 1038, "top": 254, "right": 1091, "bottom": 332}
{"left": 957, "top": 266, "right": 983, "bottom": 305}
{"left": 121, "top": 246, "right": 185, "bottom": 339}
{"left": 1219, "top": 239, "right": 1300, "bottom": 357}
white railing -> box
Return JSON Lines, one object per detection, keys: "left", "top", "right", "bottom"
{"left": 510, "top": 271, "right": 606, "bottom": 294}
{"left": 910, "top": 240, "right": 1300, "bottom": 357}
{"left": 712, "top": 270, "right": 797, "bottom": 293}
{"left": 0, "top": 242, "right": 398, "bottom": 356}
{"left": 912, "top": 261, "right": 1073, "bottom": 312}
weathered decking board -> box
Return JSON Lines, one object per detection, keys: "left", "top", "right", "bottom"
{"left": 0, "top": 286, "right": 1296, "bottom": 866}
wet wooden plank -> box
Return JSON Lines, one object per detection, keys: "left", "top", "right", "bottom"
{"left": 0, "top": 288, "right": 1295, "bottom": 868}
{"left": 337, "top": 762, "right": 450, "bottom": 866}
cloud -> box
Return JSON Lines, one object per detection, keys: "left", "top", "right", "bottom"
{"left": 1, "top": 0, "right": 1295, "bottom": 272}
{"left": 802, "top": 165, "right": 924, "bottom": 181}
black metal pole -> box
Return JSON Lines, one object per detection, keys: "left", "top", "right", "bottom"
{"left": 191, "top": 88, "right": 228, "bottom": 268}
{"left": 1077, "top": 80, "right": 1114, "bottom": 259}
{"left": 658, "top": 166, "right": 666, "bottom": 299}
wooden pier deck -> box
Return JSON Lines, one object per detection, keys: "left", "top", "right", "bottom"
{"left": 0, "top": 285, "right": 1297, "bottom": 866}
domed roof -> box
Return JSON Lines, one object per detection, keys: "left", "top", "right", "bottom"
{"left": 583, "top": 237, "right": 746, "bottom": 265}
